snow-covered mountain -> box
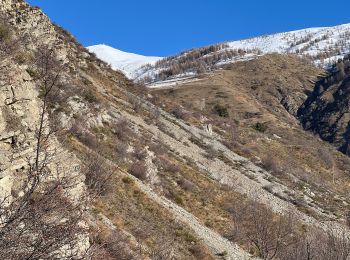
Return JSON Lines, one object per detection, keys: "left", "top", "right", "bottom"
{"left": 226, "top": 23, "right": 350, "bottom": 66}
{"left": 89, "top": 23, "right": 350, "bottom": 83}
{"left": 87, "top": 44, "right": 162, "bottom": 79}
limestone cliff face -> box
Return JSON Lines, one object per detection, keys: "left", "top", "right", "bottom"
{"left": 0, "top": 60, "right": 39, "bottom": 194}
{"left": 0, "top": 0, "right": 89, "bottom": 254}
{"left": 0, "top": 0, "right": 92, "bottom": 67}
{"left": 0, "top": 0, "right": 87, "bottom": 194}
{"left": 1, "top": 0, "right": 55, "bottom": 38}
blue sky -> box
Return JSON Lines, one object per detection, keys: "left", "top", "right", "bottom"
{"left": 27, "top": 0, "right": 350, "bottom": 56}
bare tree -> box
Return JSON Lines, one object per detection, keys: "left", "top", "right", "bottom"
{"left": 319, "top": 229, "right": 350, "bottom": 260}
{"left": 230, "top": 201, "right": 296, "bottom": 260}
{"left": 0, "top": 46, "right": 88, "bottom": 259}
{"left": 83, "top": 152, "right": 113, "bottom": 197}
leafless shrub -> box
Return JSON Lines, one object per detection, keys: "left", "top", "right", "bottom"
{"left": 346, "top": 211, "right": 350, "bottom": 228}
{"left": 113, "top": 118, "right": 134, "bottom": 142}
{"left": 89, "top": 227, "right": 134, "bottom": 260}
{"left": 155, "top": 157, "right": 179, "bottom": 173}
{"left": 318, "top": 229, "right": 350, "bottom": 259}
{"left": 188, "top": 244, "right": 212, "bottom": 259}
{"left": 115, "top": 140, "right": 129, "bottom": 159}
{"left": 0, "top": 179, "right": 86, "bottom": 259}
{"left": 2, "top": 106, "right": 21, "bottom": 132}
{"left": 229, "top": 201, "right": 296, "bottom": 260}
{"left": 149, "top": 107, "right": 161, "bottom": 121}
{"left": 149, "top": 141, "right": 169, "bottom": 156}
{"left": 128, "top": 161, "right": 147, "bottom": 180}
{"left": 79, "top": 131, "right": 99, "bottom": 150}
{"left": 172, "top": 106, "right": 190, "bottom": 120}
{"left": 133, "top": 147, "right": 147, "bottom": 161}
{"left": 69, "top": 117, "right": 85, "bottom": 136}
{"left": 83, "top": 153, "right": 113, "bottom": 196}
{"left": 205, "top": 144, "right": 219, "bottom": 160}
{"left": 281, "top": 228, "right": 350, "bottom": 260}
{"left": 164, "top": 161, "right": 180, "bottom": 173}
{"left": 261, "top": 156, "right": 281, "bottom": 175}
{"left": 177, "top": 178, "right": 195, "bottom": 192}
{"left": 128, "top": 95, "right": 143, "bottom": 113}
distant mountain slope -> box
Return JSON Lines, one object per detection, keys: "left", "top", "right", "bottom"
{"left": 87, "top": 44, "right": 162, "bottom": 79}
{"left": 98, "top": 23, "right": 350, "bottom": 83}
{"left": 227, "top": 23, "right": 350, "bottom": 64}
{"left": 298, "top": 54, "right": 350, "bottom": 154}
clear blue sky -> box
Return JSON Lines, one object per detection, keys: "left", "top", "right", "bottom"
{"left": 27, "top": 0, "right": 350, "bottom": 56}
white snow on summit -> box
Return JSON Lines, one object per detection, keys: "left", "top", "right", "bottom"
{"left": 87, "top": 44, "right": 162, "bottom": 79}
{"left": 89, "top": 23, "right": 350, "bottom": 83}
{"left": 137, "top": 23, "right": 350, "bottom": 83}
{"left": 226, "top": 23, "right": 350, "bottom": 65}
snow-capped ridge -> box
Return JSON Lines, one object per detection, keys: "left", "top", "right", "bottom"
{"left": 87, "top": 44, "right": 162, "bottom": 79}
{"left": 89, "top": 23, "right": 350, "bottom": 83}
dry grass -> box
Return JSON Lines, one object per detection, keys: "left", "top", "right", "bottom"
{"left": 150, "top": 54, "right": 350, "bottom": 220}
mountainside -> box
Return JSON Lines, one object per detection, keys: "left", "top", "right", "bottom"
{"left": 298, "top": 54, "right": 350, "bottom": 154}
{"left": 87, "top": 44, "right": 162, "bottom": 79}
{"left": 2, "top": 1, "right": 350, "bottom": 259}
{"left": 92, "top": 23, "right": 350, "bottom": 83}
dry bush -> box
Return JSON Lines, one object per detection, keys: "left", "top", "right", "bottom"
{"left": 115, "top": 140, "right": 129, "bottom": 160}
{"left": 0, "top": 21, "right": 11, "bottom": 42}
{"left": 261, "top": 156, "right": 281, "bottom": 175}
{"left": 84, "top": 153, "right": 114, "bottom": 196}
{"left": 165, "top": 190, "right": 184, "bottom": 206}
{"left": 83, "top": 88, "right": 98, "bottom": 103}
{"left": 69, "top": 119, "right": 84, "bottom": 137}
{"left": 79, "top": 131, "right": 99, "bottom": 150}
{"left": 225, "top": 196, "right": 350, "bottom": 260}
{"left": 317, "top": 147, "right": 334, "bottom": 169}
{"left": 148, "top": 107, "right": 161, "bottom": 122}
{"left": 205, "top": 144, "right": 219, "bottom": 160}
{"left": 163, "top": 161, "right": 180, "bottom": 173}
{"left": 0, "top": 18, "right": 19, "bottom": 58}
{"left": 128, "top": 95, "right": 141, "bottom": 112}
{"left": 188, "top": 244, "right": 213, "bottom": 259}
{"left": 155, "top": 157, "right": 179, "bottom": 173}
{"left": 90, "top": 227, "right": 135, "bottom": 260}
{"left": 133, "top": 147, "right": 147, "bottom": 161}
{"left": 228, "top": 201, "right": 296, "bottom": 260}
{"left": 281, "top": 228, "right": 350, "bottom": 260}
{"left": 0, "top": 180, "right": 86, "bottom": 259}
{"left": 172, "top": 106, "right": 190, "bottom": 120}
{"left": 177, "top": 178, "right": 195, "bottom": 192}
{"left": 113, "top": 118, "right": 134, "bottom": 142}
{"left": 213, "top": 103, "right": 229, "bottom": 117}
{"left": 128, "top": 161, "right": 147, "bottom": 180}
{"left": 149, "top": 141, "right": 169, "bottom": 156}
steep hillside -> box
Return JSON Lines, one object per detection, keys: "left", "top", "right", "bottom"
{"left": 0, "top": 0, "right": 253, "bottom": 258}
{"left": 2, "top": 1, "right": 350, "bottom": 259}
{"left": 298, "top": 54, "right": 350, "bottom": 154}
{"left": 150, "top": 54, "right": 350, "bottom": 227}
